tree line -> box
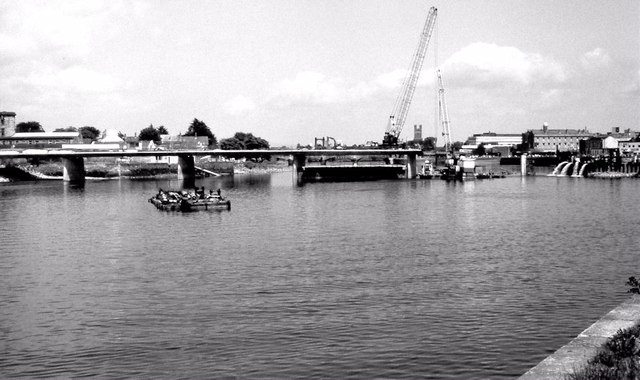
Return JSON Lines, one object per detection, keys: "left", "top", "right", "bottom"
{"left": 15, "top": 119, "right": 270, "bottom": 150}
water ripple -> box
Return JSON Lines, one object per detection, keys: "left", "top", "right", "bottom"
{"left": 1, "top": 175, "right": 638, "bottom": 378}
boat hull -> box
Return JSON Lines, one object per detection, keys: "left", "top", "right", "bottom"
{"left": 148, "top": 196, "right": 231, "bottom": 212}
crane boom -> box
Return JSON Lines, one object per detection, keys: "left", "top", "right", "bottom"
{"left": 437, "top": 69, "right": 452, "bottom": 153}
{"left": 383, "top": 6, "right": 437, "bottom": 147}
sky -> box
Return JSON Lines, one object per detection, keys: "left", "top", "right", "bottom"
{"left": 1, "top": 0, "right": 638, "bottom": 146}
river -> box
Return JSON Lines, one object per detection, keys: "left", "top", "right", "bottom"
{"left": 1, "top": 172, "right": 639, "bottom": 379}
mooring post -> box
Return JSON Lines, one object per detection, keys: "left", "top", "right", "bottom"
{"left": 62, "top": 157, "right": 86, "bottom": 183}
{"left": 521, "top": 153, "right": 527, "bottom": 176}
{"left": 291, "top": 154, "right": 305, "bottom": 185}
{"left": 406, "top": 153, "right": 417, "bottom": 179}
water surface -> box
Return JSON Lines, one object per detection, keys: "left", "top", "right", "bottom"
{"left": 1, "top": 173, "right": 638, "bottom": 379}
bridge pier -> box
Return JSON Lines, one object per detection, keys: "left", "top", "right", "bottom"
{"left": 177, "top": 155, "right": 196, "bottom": 180}
{"left": 405, "top": 153, "right": 417, "bottom": 179}
{"left": 62, "top": 157, "right": 86, "bottom": 183}
{"left": 291, "top": 154, "right": 306, "bottom": 185}
{"left": 178, "top": 155, "right": 196, "bottom": 187}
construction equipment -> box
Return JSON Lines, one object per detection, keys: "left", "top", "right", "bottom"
{"left": 382, "top": 6, "right": 438, "bottom": 147}
{"left": 314, "top": 136, "right": 339, "bottom": 149}
{"left": 436, "top": 69, "right": 452, "bottom": 154}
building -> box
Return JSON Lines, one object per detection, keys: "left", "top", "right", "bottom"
{"left": 413, "top": 124, "right": 422, "bottom": 141}
{"left": 579, "top": 137, "right": 604, "bottom": 156}
{"left": 160, "top": 135, "right": 209, "bottom": 150}
{"left": 0, "top": 112, "right": 16, "bottom": 137}
{"left": 529, "top": 123, "right": 594, "bottom": 152}
{"left": 619, "top": 138, "right": 640, "bottom": 156}
{"left": 1, "top": 131, "right": 81, "bottom": 149}
{"left": 462, "top": 131, "right": 523, "bottom": 156}
{"left": 0, "top": 111, "right": 82, "bottom": 149}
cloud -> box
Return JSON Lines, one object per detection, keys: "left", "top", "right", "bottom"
{"left": 442, "top": 42, "right": 567, "bottom": 88}
{"left": 26, "top": 66, "right": 121, "bottom": 94}
{"left": 580, "top": 48, "right": 612, "bottom": 70}
{"left": 374, "top": 69, "right": 407, "bottom": 89}
{"left": 270, "top": 71, "right": 345, "bottom": 105}
{"left": 269, "top": 71, "right": 382, "bottom": 107}
{"left": 0, "top": 1, "right": 147, "bottom": 113}
{"left": 0, "top": 1, "right": 131, "bottom": 67}
{"left": 224, "top": 95, "right": 256, "bottom": 116}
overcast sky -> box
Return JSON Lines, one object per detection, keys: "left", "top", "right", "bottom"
{"left": 1, "top": 0, "right": 638, "bottom": 146}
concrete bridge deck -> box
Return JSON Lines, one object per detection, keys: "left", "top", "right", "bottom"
{"left": 0, "top": 148, "right": 423, "bottom": 183}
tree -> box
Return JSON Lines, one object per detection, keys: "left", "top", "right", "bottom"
{"left": 79, "top": 126, "right": 101, "bottom": 141}
{"left": 422, "top": 137, "right": 436, "bottom": 151}
{"left": 54, "top": 126, "right": 78, "bottom": 132}
{"left": 139, "top": 124, "right": 161, "bottom": 143}
{"left": 475, "top": 143, "right": 486, "bottom": 156}
{"left": 16, "top": 121, "right": 44, "bottom": 133}
{"left": 157, "top": 125, "right": 169, "bottom": 135}
{"left": 184, "top": 118, "right": 216, "bottom": 147}
{"left": 452, "top": 141, "right": 463, "bottom": 151}
{"left": 220, "top": 132, "right": 269, "bottom": 150}
{"left": 220, "top": 132, "right": 270, "bottom": 162}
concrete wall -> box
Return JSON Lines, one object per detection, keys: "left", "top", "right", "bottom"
{"left": 519, "top": 295, "right": 640, "bottom": 380}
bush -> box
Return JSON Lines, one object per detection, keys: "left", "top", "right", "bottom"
{"left": 124, "top": 163, "right": 174, "bottom": 177}
{"left": 627, "top": 277, "right": 640, "bottom": 294}
{"left": 36, "top": 163, "right": 63, "bottom": 177}
{"left": 568, "top": 315, "right": 640, "bottom": 380}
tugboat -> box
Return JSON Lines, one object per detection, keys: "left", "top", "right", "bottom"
{"left": 149, "top": 188, "right": 231, "bottom": 211}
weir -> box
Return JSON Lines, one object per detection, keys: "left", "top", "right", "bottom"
{"left": 560, "top": 162, "right": 572, "bottom": 176}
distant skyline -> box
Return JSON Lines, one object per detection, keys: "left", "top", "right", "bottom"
{"left": 1, "top": 0, "right": 638, "bottom": 146}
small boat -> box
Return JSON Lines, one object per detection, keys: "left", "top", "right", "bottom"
{"left": 177, "top": 197, "right": 231, "bottom": 212}
{"left": 149, "top": 189, "right": 231, "bottom": 212}
{"left": 417, "top": 161, "right": 435, "bottom": 179}
{"left": 475, "top": 170, "right": 507, "bottom": 179}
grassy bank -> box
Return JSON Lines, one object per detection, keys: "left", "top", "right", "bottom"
{"left": 568, "top": 322, "right": 640, "bottom": 380}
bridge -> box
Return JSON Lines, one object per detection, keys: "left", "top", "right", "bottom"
{"left": 0, "top": 148, "right": 423, "bottom": 183}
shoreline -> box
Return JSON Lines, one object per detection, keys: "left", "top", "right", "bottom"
{"left": 0, "top": 163, "right": 292, "bottom": 182}
{"left": 519, "top": 295, "right": 640, "bottom": 380}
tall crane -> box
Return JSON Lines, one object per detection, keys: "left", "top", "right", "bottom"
{"left": 383, "top": 6, "right": 438, "bottom": 147}
{"left": 437, "top": 69, "right": 452, "bottom": 153}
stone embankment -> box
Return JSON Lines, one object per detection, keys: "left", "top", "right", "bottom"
{"left": 589, "top": 172, "right": 639, "bottom": 179}
{"left": 519, "top": 295, "right": 640, "bottom": 380}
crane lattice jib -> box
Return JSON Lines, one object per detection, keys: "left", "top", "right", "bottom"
{"left": 437, "top": 69, "right": 452, "bottom": 153}
{"left": 386, "top": 6, "right": 438, "bottom": 138}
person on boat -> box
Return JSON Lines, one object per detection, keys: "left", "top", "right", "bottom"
{"left": 206, "top": 188, "right": 222, "bottom": 200}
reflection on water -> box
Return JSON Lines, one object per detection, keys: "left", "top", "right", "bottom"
{"left": 1, "top": 174, "right": 639, "bottom": 379}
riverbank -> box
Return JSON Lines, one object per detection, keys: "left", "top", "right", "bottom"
{"left": 519, "top": 295, "right": 640, "bottom": 380}
{"left": 0, "top": 159, "right": 291, "bottom": 182}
